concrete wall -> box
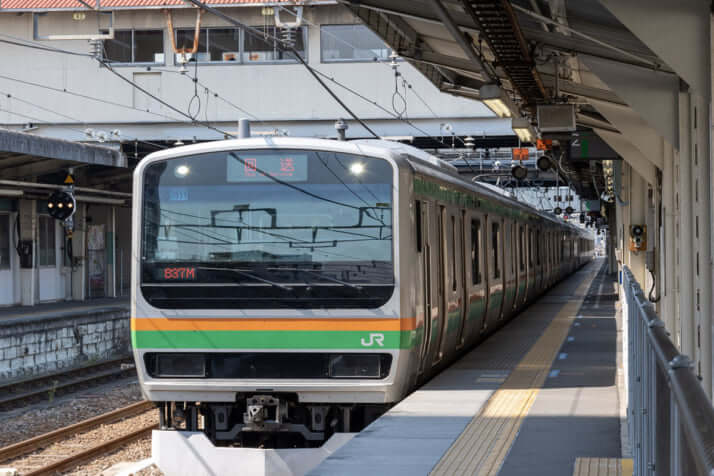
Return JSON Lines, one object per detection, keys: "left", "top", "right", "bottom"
{"left": 0, "top": 5, "right": 505, "bottom": 141}
{"left": 0, "top": 308, "right": 130, "bottom": 380}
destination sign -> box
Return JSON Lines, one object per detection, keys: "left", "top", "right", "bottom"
{"left": 227, "top": 153, "right": 308, "bottom": 183}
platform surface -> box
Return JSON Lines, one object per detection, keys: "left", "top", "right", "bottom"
{"left": 0, "top": 297, "right": 129, "bottom": 326}
{"left": 311, "top": 259, "right": 627, "bottom": 476}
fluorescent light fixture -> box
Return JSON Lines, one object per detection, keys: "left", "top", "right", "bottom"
{"left": 0, "top": 188, "right": 23, "bottom": 197}
{"left": 511, "top": 117, "right": 536, "bottom": 143}
{"left": 479, "top": 84, "right": 516, "bottom": 118}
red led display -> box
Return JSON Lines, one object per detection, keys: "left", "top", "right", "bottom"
{"left": 163, "top": 267, "right": 197, "bottom": 280}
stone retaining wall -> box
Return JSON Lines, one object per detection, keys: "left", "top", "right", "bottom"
{"left": 0, "top": 307, "right": 130, "bottom": 380}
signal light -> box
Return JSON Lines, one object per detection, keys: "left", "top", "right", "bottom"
{"left": 565, "top": 206, "right": 574, "bottom": 214}
{"left": 47, "top": 191, "right": 76, "bottom": 221}
{"left": 511, "top": 165, "right": 528, "bottom": 181}
{"left": 553, "top": 207, "right": 562, "bottom": 215}
{"left": 536, "top": 155, "right": 552, "bottom": 171}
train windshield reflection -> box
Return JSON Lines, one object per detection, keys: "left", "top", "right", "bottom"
{"left": 141, "top": 149, "right": 394, "bottom": 286}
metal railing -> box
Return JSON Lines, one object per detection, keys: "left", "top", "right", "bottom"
{"left": 623, "top": 266, "right": 714, "bottom": 476}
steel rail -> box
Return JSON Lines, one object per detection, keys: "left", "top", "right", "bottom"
{"left": 0, "top": 400, "right": 154, "bottom": 462}
{"left": 22, "top": 422, "right": 157, "bottom": 476}
{"left": 0, "top": 358, "right": 135, "bottom": 409}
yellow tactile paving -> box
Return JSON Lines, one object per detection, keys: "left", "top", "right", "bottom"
{"left": 572, "top": 457, "right": 632, "bottom": 476}
{"left": 430, "top": 266, "right": 599, "bottom": 476}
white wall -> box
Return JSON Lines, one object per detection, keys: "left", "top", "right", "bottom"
{"left": 0, "top": 5, "right": 504, "bottom": 140}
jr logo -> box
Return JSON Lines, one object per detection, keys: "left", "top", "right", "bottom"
{"left": 361, "top": 333, "right": 385, "bottom": 347}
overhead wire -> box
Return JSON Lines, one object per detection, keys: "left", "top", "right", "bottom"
{"left": 0, "top": 31, "right": 234, "bottom": 138}
{"left": 0, "top": 89, "right": 168, "bottom": 150}
{"left": 0, "top": 72, "right": 184, "bottom": 123}
{"left": 276, "top": 5, "right": 467, "bottom": 147}
{"left": 181, "top": 0, "right": 380, "bottom": 138}
{"left": 1, "top": 12, "right": 471, "bottom": 149}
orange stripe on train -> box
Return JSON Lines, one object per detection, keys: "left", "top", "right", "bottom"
{"left": 131, "top": 317, "right": 416, "bottom": 332}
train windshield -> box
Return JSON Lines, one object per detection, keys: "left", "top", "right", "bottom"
{"left": 140, "top": 149, "right": 394, "bottom": 309}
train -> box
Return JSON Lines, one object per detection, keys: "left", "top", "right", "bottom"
{"left": 131, "top": 137, "right": 593, "bottom": 449}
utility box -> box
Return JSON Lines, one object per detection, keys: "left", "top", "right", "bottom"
{"left": 537, "top": 104, "right": 576, "bottom": 132}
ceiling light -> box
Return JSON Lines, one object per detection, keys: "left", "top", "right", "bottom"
{"left": 349, "top": 162, "right": 365, "bottom": 175}
{"left": 511, "top": 117, "right": 536, "bottom": 143}
{"left": 480, "top": 84, "right": 517, "bottom": 118}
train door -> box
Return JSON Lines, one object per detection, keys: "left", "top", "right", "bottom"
{"left": 437, "top": 207, "right": 462, "bottom": 360}
{"left": 501, "top": 219, "right": 515, "bottom": 320}
{"left": 430, "top": 205, "right": 447, "bottom": 366}
{"left": 457, "top": 210, "right": 469, "bottom": 348}
{"left": 536, "top": 227, "right": 541, "bottom": 292}
{"left": 485, "top": 214, "right": 504, "bottom": 328}
{"left": 416, "top": 200, "right": 431, "bottom": 375}
{"left": 516, "top": 224, "right": 527, "bottom": 310}
{"left": 465, "top": 213, "right": 487, "bottom": 338}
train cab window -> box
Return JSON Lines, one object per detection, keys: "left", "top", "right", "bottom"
{"left": 471, "top": 219, "right": 481, "bottom": 285}
{"left": 415, "top": 201, "right": 422, "bottom": 253}
{"left": 519, "top": 226, "right": 525, "bottom": 272}
{"left": 492, "top": 221, "right": 500, "bottom": 279}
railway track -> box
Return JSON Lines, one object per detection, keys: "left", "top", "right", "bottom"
{"left": 0, "top": 357, "right": 136, "bottom": 411}
{"left": 0, "top": 401, "right": 157, "bottom": 475}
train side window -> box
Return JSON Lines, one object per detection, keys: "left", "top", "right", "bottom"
{"left": 536, "top": 230, "right": 541, "bottom": 266}
{"left": 519, "top": 226, "right": 525, "bottom": 272}
{"left": 415, "top": 201, "right": 422, "bottom": 253}
{"left": 471, "top": 219, "right": 481, "bottom": 285}
{"left": 492, "top": 221, "right": 500, "bottom": 279}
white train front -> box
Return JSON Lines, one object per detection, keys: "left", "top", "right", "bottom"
{"left": 131, "top": 137, "right": 593, "bottom": 448}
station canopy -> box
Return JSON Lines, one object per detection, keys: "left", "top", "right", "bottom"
{"left": 342, "top": 0, "right": 687, "bottom": 200}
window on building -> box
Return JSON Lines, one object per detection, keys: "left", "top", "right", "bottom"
{"left": 244, "top": 26, "right": 306, "bottom": 62}
{"left": 320, "top": 24, "right": 391, "bottom": 62}
{"left": 492, "top": 221, "right": 500, "bottom": 279}
{"left": 103, "top": 30, "right": 164, "bottom": 64}
{"left": 0, "top": 214, "right": 9, "bottom": 269}
{"left": 471, "top": 219, "right": 481, "bottom": 285}
{"left": 38, "top": 216, "right": 56, "bottom": 267}
{"left": 176, "top": 28, "right": 241, "bottom": 62}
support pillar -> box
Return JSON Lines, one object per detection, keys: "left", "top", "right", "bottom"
{"left": 679, "top": 92, "right": 695, "bottom": 359}
{"left": 661, "top": 145, "right": 676, "bottom": 332}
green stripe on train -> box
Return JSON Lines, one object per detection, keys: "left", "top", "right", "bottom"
{"left": 132, "top": 330, "right": 419, "bottom": 350}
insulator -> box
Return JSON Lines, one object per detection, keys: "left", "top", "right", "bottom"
{"left": 89, "top": 39, "right": 102, "bottom": 58}
{"left": 280, "top": 27, "right": 296, "bottom": 48}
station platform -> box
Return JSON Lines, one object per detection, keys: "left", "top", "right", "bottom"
{"left": 311, "top": 259, "right": 629, "bottom": 476}
{"left": 0, "top": 297, "right": 128, "bottom": 326}
{"left": 0, "top": 297, "right": 130, "bottom": 380}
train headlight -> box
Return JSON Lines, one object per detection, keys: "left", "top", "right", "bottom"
{"left": 349, "top": 162, "right": 365, "bottom": 175}
{"left": 328, "top": 354, "right": 384, "bottom": 378}
{"left": 148, "top": 353, "right": 206, "bottom": 377}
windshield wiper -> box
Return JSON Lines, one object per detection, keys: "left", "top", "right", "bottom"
{"left": 195, "top": 266, "right": 293, "bottom": 291}
{"left": 267, "top": 267, "right": 362, "bottom": 290}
